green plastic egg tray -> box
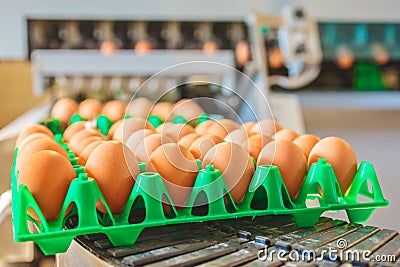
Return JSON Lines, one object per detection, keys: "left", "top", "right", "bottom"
{"left": 12, "top": 121, "right": 388, "bottom": 255}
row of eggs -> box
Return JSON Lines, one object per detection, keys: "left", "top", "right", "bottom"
{"left": 49, "top": 96, "right": 206, "bottom": 128}
{"left": 15, "top": 98, "right": 357, "bottom": 222}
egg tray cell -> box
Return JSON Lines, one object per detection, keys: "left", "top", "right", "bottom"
{"left": 11, "top": 134, "right": 388, "bottom": 256}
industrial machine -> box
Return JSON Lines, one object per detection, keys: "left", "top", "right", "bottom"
{"left": 27, "top": 5, "right": 322, "bottom": 132}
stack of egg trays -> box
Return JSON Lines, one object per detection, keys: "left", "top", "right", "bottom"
{"left": 11, "top": 128, "right": 388, "bottom": 256}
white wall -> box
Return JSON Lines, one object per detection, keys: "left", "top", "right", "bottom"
{"left": 1, "top": 0, "right": 400, "bottom": 59}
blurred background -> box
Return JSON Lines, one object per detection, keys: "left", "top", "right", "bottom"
{"left": 0, "top": 0, "right": 399, "bottom": 265}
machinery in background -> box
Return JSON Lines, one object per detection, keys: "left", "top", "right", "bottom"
{"left": 311, "top": 22, "right": 400, "bottom": 91}
{"left": 1, "top": 0, "right": 399, "bottom": 94}
{"left": 28, "top": 6, "right": 323, "bottom": 134}
{"left": 26, "top": 15, "right": 400, "bottom": 93}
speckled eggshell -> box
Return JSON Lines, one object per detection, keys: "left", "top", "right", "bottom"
{"left": 85, "top": 141, "right": 140, "bottom": 214}
{"left": 257, "top": 139, "right": 307, "bottom": 199}
{"left": 202, "top": 142, "right": 255, "bottom": 204}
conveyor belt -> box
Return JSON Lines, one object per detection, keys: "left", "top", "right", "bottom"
{"left": 60, "top": 216, "right": 399, "bottom": 266}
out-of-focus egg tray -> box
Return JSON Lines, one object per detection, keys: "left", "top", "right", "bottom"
{"left": 11, "top": 121, "right": 388, "bottom": 256}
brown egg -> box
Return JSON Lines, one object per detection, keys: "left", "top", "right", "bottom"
{"left": 85, "top": 141, "right": 140, "bottom": 214}
{"left": 172, "top": 99, "right": 205, "bottom": 126}
{"left": 235, "top": 40, "right": 251, "bottom": 68}
{"left": 250, "top": 119, "right": 283, "bottom": 137}
{"left": 293, "top": 134, "right": 320, "bottom": 159}
{"left": 135, "top": 40, "right": 152, "bottom": 54}
{"left": 125, "top": 129, "right": 155, "bottom": 154}
{"left": 242, "top": 122, "right": 256, "bottom": 135}
{"left": 68, "top": 129, "right": 105, "bottom": 155}
{"left": 149, "top": 143, "right": 199, "bottom": 208}
{"left": 224, "top": 128, "right": 250, "bottom": 145}
{"left": 189, "top": 134, "right": 224, "bottom": 160}
{"left": 134, "top": 134, "right": 174, "bottom": 164}
{"left": 102, "top": 100, "right": 127, "bottom": 122}
{"left": 126, "top": 97, "right": 153, "bottom": 118}
{"left": 18, "top": 133, "right": 51, "bottom": 151}
{"left": 308, "top": 137, "right": 357, "bottom": 194}
{"left": 78, "top": 99, "right": 103, "bottom": 120}
{"left": 78, "top": 140, "right": 105, "bottom": 166}
{"left": 268, "top": 47, "right": 284, "bottom": 69}
{"left": 51, "top": 98, "right": 79, "bottom": 127}
{"left": 16, "top": 138, "right": 70, "bottom": 171}
{"left": 100, "top": 41, "right": 117, "bottom": 55}
{"left": 257, "top": 140, "right": 307, "bottom": 199}
{"left": 112, "top": 117, "right": 155, "bottom": 142}
{"left": 162, "top": 123, "right": 195, "bottom": 142}
{"left": 178, "top": 133, "right": 201, "bottom": 149}
{"left": 273, "top": 129, "right": 299, "bottom": 141}
{"left": 336, "top": 47, "right": 354, "bottom": 69}
{"left": 155, "top": 122, "right": 172, "bottom": 134}
{"left": 242, "top": 135, "right": 273, "bottom": 159}
{"left": 218, "top": 119, "right": 241, "bottom": 133}
{"left": 151, "top": 102, "right": 174, "bottom": 121}
{"left": 74, "top": 136, "right": 104, "bottom": 156}
{"left": 63, "top": 121, "right": 88, "bottom": 142}
{"left": 18, "top": 150, "right": 76, "bottom": 221}
{"left": 16, "top": 124, "right": 54, "bottom": 147}
{"left": 203, "top": 41, "right": 219, "bottom": 53}
{"left": 195, "top": 120, "right": 217, "bottom": 136}
{"left": 202, "top": 142, "right": 255, "bottom": 204}
{"left": 208, "top": 119, "right": 240, "bottom": 138}
{"left": 108, "top": 120, "right": 123, "bottom": 139}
